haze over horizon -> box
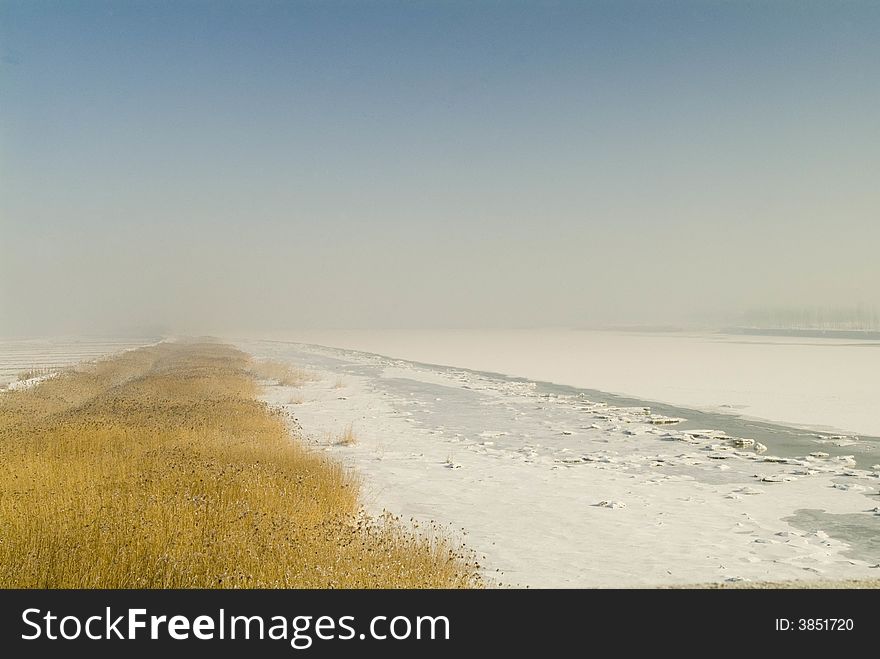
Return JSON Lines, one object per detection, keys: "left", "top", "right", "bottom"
{"left": 2, "top": 1, "right": 878, "bottom": 337}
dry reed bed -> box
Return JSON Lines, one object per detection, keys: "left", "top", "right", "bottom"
{"left": 250, "top": 359, "right": 317, "bottom": 387}
{"left": 0, "top": 341, "right": 480, "bottom": 588}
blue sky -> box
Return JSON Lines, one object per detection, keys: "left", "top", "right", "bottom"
{"left": 1, "top": 1, "right": 878, "bottom": 334}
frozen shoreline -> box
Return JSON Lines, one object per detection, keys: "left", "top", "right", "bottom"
{"left": 240, "top": 329, "right": 880, "bottom": 437}
{"left": 240, "top": 338, "right": 880, "bottom": 588}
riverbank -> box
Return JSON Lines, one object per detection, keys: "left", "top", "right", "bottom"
{"left": 0, "top": 341, "right": 478, "bottom": 588}
{"left": 240, "top": 338, "right": 880, "bottom": 588}
{"left": 238, "top": 329, "right": 880, "bottom": 437}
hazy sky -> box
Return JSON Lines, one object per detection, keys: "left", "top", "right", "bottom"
{"left": 2, "top": 1, "right": 878, "bottom": 336}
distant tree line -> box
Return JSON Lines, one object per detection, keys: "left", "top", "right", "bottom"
{"left": 743, "top": 306, "right": 880, "bottom": 330}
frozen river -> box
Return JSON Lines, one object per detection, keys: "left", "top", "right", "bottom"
{"left": 239, "top": 333, "right": 880, "bottom": 587}
{"left": 241, "top": 329, "right": 880, "bottom": 437}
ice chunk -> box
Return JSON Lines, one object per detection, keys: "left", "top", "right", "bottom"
{"left": 595, "top": 500, "right": 627, "bottom": 509}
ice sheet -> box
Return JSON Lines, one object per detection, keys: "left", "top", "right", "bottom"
{"left": 241, "top": 338, "right": 880, "bottom": 588}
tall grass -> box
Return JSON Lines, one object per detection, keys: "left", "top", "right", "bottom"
{"left": 335, "top": 423, "right": 357, "bottom": 446}
{"left": 0, "top": 342, "right": 480, "bottom": 588}
{"left": 250, "top": 359, "right": 316, "bottom": 387}
{"left": 16, "top": 367, "right": 55, "bottom": 381}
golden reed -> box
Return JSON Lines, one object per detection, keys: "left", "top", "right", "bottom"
{"left": 0, "top": 341, "right": 480, "bottom": 588}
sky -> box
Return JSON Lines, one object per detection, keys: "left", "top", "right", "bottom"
{"left": 1, "top": 1, "right": 878, "bottom": 336}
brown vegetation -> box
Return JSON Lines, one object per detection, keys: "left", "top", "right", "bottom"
{"left": 0, "top": 341, "right": 480, "bottom": 588}
{"left": 335, "top": 423, "right": 357, "bottom": 446}
{"left": 249, "top": 359, "right": 317, "bottom": 387}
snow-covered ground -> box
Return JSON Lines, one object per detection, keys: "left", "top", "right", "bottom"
{"left": 239, "top": 336, "right": 880, "bottom": 588}
{"left": 243, "top": 329, "right": 880, "bottom": 437}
